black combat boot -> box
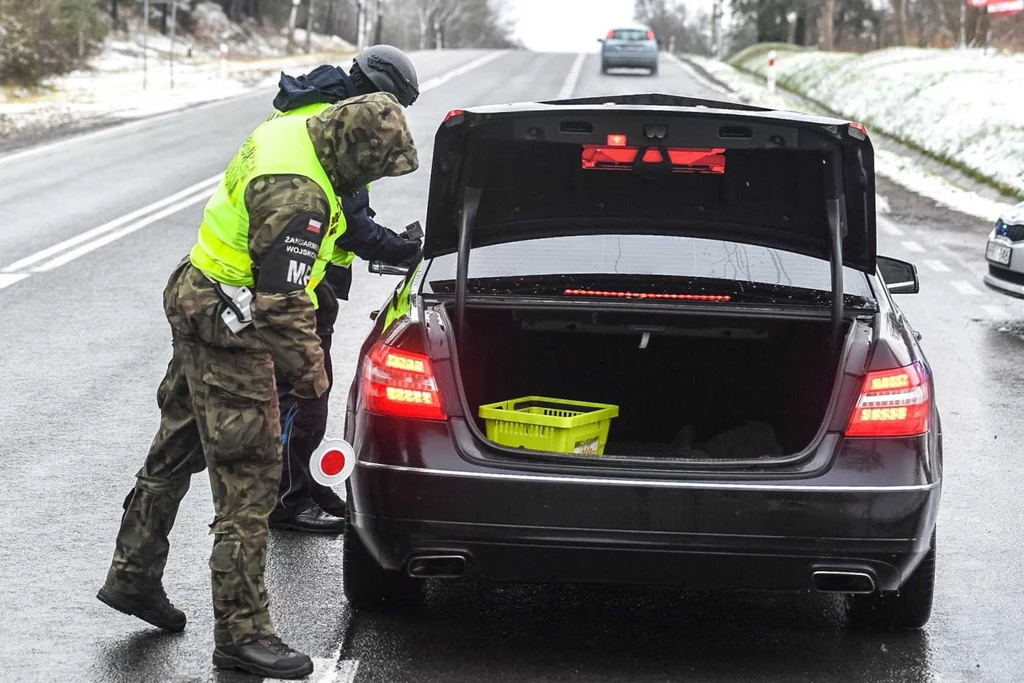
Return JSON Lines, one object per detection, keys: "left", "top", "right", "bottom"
{"left": 97, "top": 586, "right": 186, "bottom": 632}
{"left": 213, "top": 635, "right": 314, "bottom": 679}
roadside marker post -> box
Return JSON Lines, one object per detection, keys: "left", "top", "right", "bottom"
{"left": 219, "top": 42, "right": 228, "bottom": 80}
{"left": 142, "top": 0, "right": 149, "bottom": 90}
{"left": 169, "top": 0, "right": 178, "bottom": 89}
{"left": 767, "top": 49, "right": 777, "bottom": 94}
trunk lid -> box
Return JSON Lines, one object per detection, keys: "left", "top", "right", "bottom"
{"left": 423, "top": 95, "right": 877, "bottom": 273}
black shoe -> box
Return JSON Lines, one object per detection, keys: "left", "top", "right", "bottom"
{"left": 213, "top": 635, "right": 314, "bottom": 679}
{"left": 269, "top": 503, "right": 345, "bottom": 534}
{"left": 312, "top": 490, "right": 347, "bottom": 518}
{"left": 97, "top": 585, "right": 186, "bottom": 632}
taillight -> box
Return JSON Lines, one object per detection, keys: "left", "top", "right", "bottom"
{"left": 849, "top": 122, "right": 869, "bottom": 139}
{"left": 607, "top": 30, "right": 616, "bottom": 39}
{"left": 363, "top": 342, "right": 445, "bottom": 420}
{"left": 646, "top": 30, "right": 656, "bottom": 40}
{"left": 845, "top": 362, "right": 930, "bottom": 438}
{"left": 444, "top": 109, "right": 466, "bottom": 126}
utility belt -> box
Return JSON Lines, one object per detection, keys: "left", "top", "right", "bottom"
{"left": 205, "top": 274, "right": 253, "bottom": 333}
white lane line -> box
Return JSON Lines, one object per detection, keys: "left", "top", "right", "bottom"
{"left": 901, "top": 240, "right": 925, "bottom": 253}
{"left": 950, "top": 280, "right": 982, "bottom": 296}
{"left": 983, "top": 304, "right": 1009, "bottom": 318}
{"left": 2, "top": 174, "right": 221, "bottom": 274}
{"left": 924, "top": 259, "right": 951, "bottom": 273}
{"left": 557, "top": 53, "right": 587, "bottom": 100}
{"left": 34, "top": 190, "right": 213, "bottom": 272}
{"left": 0, "top": 52, "right": 506, "bottom": 168}
{"left": 0, "top": 273, "right": 30, "bottom": 290}
{"left": 418, "top": 51, "right": 507, "bottom": 94}
{"left": 0, "top": 52, "right": 508, "bottom": 286}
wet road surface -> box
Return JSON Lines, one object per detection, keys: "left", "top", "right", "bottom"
{"left": 1, "top": 50, "right": 1023, "bottom": 683}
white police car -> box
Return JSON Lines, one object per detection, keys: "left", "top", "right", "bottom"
{"left": 983, "top": 202, "right": 1024, "bottom": 298}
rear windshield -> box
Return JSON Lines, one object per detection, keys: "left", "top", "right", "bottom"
{"left": 427, "top": 235, "right": 873, "bottom": 298}
{"left": 609, "top": 29, "right": 650, "bottom": 41}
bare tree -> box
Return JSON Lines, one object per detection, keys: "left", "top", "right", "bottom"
{"left": 819, "top": 0, "right": 836, "bottom": 49}
{"left": 410, "top": 0, "right": 441, "bottom": 49}
{"left": 893, "top": 0, "right": 907, "bottom": 45}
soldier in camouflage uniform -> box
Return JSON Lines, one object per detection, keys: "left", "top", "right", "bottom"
{"left": 97, "top": 92, "right": 418, "bottom": 680}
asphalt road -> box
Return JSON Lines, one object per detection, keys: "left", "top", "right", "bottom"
{"left": 1, "top": 50, "right": 1023, "bottom": 683}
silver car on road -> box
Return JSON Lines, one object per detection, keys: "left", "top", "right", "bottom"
{"left": 599, "top": 26, "right": 659, "bottom": 75}
{"left": 984, "top": 202, "right": 1024, "bottom": 297}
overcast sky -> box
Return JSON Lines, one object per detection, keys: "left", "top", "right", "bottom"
{"left": 510, "top": 0, "right": 716, "bottom": 53}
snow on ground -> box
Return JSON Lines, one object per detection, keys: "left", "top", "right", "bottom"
{"left": 726, "top": 46, "right": 1024, "bottom": 201}
{"left": 686, "top": 53, "right": 1019, "bottom": 223}
{"left": 0, "top": 1, "right": 354, "bottom": 145}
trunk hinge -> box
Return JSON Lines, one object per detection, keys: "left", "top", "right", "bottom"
{"left": 454, "top": 187, "right": 483, "bottom": 349}
{"left": 824, "top": 150, "right": 848, "bottom": 357}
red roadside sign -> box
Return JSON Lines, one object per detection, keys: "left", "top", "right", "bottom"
{"left": 967, "top": 0, "right": 1023, "bottom": 15}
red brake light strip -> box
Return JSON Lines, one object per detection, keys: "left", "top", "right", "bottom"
{"left": 565, "top": 289, "right": 731, "bottom": 302}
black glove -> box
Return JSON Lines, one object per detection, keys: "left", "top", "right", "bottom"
{"left": 290, "top": 394, "right": 328, "bottom": 439}
{"left": 386, "top": 238, "right": 422, "bottom": 268}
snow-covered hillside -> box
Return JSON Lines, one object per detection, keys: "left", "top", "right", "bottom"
{"left": 727, "top": 46, "right": 1024, "bottom": 200}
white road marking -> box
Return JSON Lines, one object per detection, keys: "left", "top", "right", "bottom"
{"left": 876, "top": 194, "right": 891, "bottom": 214}
{"left": 983, "top": 304, "right": 1009, "bottom": 318}
{"left": 924, "top": 259, "right": 951, "bottom": 273}
{"left": 0, "top": 52, "right": 516, "bottom": 290}
{"left": 557, "top": 53, "right": 587, "bottom": 100}
{"left": 0, "top": 52, "right": 507, "bottom": 168}
{"left": 950, "top": 280, "right": 982, "bottom": 296}
{"left": 418, "top": 51, "right": 507, "bottom": 94}
{"left": 0, "top": 273, "right": 30, "bottom": 289}
{"left": 901, "top": 240, "right": 925, "bottom": 253}
{"left": 263, "top": 656, "right": 356, "bottom": 683}
{"left": 332, "top": 659, "right": 361, "bottom": 683}
{"left": 36, "top": 191, "right": 214, "bottom": 271}
{"left": 2, "top": 174, "right": 221, "bottom": 274}
{"left": 880, "top": 221, "right": 903, "bottom": 236}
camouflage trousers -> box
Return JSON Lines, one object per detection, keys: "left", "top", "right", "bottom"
{"left": 105, "top": 260, "right": 282, "bottom": 646}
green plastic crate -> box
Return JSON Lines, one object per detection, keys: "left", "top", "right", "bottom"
{"left": 478, "top": 396, "right": 619, "bottom": 456}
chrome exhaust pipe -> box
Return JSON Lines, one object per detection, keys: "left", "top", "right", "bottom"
{"left": 812, "top": 570, "right": 876, "bottom": 594}
{"left": 406, "top": 555, "right": 467, "bottom": 579}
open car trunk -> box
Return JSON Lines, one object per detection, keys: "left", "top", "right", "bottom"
{"left": 455, "top": 305, "right": 848, "bottom": 461}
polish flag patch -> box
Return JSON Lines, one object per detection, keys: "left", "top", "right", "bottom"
{"left": 307, "top": 219, "right": 322, "bottom": 234}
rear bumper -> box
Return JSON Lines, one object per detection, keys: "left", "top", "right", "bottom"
{"left": 602, "top": 54, "right": 658, "bottom": 69}
{"left": 354, "top": 512, "right": 920, "bottom": 591}
{"left": 349, "top": 462, "right": 940, "bottom": 592}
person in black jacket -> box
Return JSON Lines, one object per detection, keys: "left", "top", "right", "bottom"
{"left": 269, "top": 46, "right": 422, "bottom": 533}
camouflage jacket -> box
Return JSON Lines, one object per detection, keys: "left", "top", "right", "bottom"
{"left": 245, "top": 92, "right": 418, "bottom": 398}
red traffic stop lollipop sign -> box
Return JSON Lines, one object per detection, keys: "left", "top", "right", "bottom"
{"left": 310, "top": 439, "right": 356, "bottom": 487}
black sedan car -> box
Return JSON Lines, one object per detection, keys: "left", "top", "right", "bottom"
{"left": 340, "top": 95, "right": 942, "bottom": 630}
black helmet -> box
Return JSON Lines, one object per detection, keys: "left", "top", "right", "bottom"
{"left": 351, "top": 45, "right": 419, "bottom": 107}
